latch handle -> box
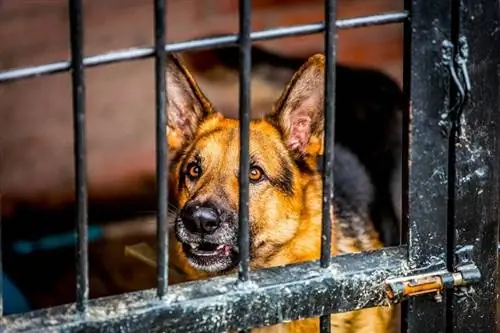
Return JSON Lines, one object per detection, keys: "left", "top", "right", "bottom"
{"left": 384, "top": 264, "right": 481, "bottom": 303}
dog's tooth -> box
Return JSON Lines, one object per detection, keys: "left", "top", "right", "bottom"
{"left": 216, "top": 244, "right": 225, "bottom": 250}
{"left": 190, "top": 243, "right": 198, "bottom": 249}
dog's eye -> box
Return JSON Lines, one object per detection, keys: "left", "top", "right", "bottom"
{"left": 249, "top": 166, "right": 265, "bottom": 183}
{"left": 186, "top": 162, "right": 201, "bottom": 180}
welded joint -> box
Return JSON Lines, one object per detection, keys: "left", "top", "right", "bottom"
{"left": 383, "top": 264, "right": 481, "bottom": 304}
{"left": 438, "top": 36, "right": 471, "bottom": 137}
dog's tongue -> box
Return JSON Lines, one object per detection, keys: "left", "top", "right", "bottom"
{"left": 216, "top": 244, "right": 232, "bottom": 256}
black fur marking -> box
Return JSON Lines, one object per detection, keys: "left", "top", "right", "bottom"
{"left": 269, "top": 159, "right": 294, "bottom": 196}
{"left": 332, "top": 144, "right": 374, "bottom": 216}
{"left": 295, "top": 156, "right": 316, "bottom": 175}
{"left": 330, "top": 144, "right": 376, "bottom": 247}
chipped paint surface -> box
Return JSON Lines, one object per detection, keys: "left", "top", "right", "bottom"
{"left": 0, "top": 247, "right": 409, "bottom": 333}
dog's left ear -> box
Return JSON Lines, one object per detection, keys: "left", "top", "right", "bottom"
{"left": 166, "top": 53, "right": 215, "bottom": 156}
{"left": 266, "top": 54, "right": 325, "bottom": 159}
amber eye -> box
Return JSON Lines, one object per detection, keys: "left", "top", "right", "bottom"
{"left": 249, "top": 166, "right": 265, "bottom": 183}
{"left": 186, "top": 162, "right": 201, "bottom": 180}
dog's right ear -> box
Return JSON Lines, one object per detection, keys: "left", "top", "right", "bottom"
{"left": 265, "top": 54, "right": 325, "bottom": 160}
{"left": 166, "top": 53, "right": 215, "bottom": 155}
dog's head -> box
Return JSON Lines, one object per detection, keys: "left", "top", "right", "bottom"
{"left": 167, "top": 53, "right": 326, "bottom": 273}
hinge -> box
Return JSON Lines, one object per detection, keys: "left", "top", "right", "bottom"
{"left": 438, "top": 36, "right": 472, "bottom": 137}
{"left": 384, "top": 263, "right": 481, "bottom": 304}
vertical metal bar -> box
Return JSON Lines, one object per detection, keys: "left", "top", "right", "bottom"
{"left": 68, "top": 0, "right": 88, "bottom": 314}
{"left": 404, "top": 0, "right": 452, "bottom": 331}
{"left": 320, "top": 0, "right": 336, "bottom": 331}
{"left": 444, "top": 1, "right": 461, "bottom": 330}
{"left": 320, "top": 0, "right": 337, "bottom": 269}
{"left": 238, "top": 0, "right": 251, "bottom": 282}
{"left": 0, "top": 198, "right": 3, "bottom": 317}
{"left": 154, "top": 0, "right": 168, "bottom": 298}
{"left": 449, "top": 0, "right": 500, "bottom": 331}
{"left": 319, "top": 316, "right": 330, "bottom": 333}
{"left": 399, "top": 0, "right": 411, "bottom": 331}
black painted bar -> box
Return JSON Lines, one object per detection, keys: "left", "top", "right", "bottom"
{"left": 404, "top": 0, "right": 452, "bottom": 331}
{"left": 0, "top": 247, "right": 407, "bottom": 333}
{"left": 319, "top": 315, "right": 330, "bottom": 333}
{"left": 319, "top": 0, "right": 337, "bottom": 329}
{"left": 154, "top": 0, "right": 168, "bottom": 299}
{"left": 0, "top": 199, "right": 3, "bottom": 317}
{"left": 68, "top": 0, "right": 89, "bottom": 314}
{"left": 0, "top": 12, "right": 408, "bottom": 83}
{"left": 320, "top": 0, "right": 337, "bottom": 269}
{"left": 399, "top": 0, "right": 411, "bottom": 331}
{"left": 449, "top": 0, "right": 500, "bottom": 331}
{"left": 237, "top": 0, "right": 252, "bottom": 283}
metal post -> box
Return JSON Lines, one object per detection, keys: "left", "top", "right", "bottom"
{"left": 403, "top": 0, "right": 452, "bottom": 331}
{"left": 449, "top": 0, "right": 500, "bottom": 331}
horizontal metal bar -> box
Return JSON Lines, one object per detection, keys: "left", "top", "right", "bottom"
{"left": 0, "top": 11, "right": 408, "bottom": 83}
{"left": 336, "top": 10, "right": 407, "bottom": 28}
{"left": 0, "top": 246, "right": 408, "bottom": 333}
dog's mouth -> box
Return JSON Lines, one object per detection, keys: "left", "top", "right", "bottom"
{"left": 174, "top": 209, "right": 240, "bottom": 273}
{"left": 180, "top": 240, "right": 238, "bottom": 273}
{"left": 184, "top": 242, "right": 234, "bottom": 257}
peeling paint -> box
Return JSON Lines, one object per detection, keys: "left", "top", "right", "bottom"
{"left": 0, "top": 248, "right": 409, "bottom": 333}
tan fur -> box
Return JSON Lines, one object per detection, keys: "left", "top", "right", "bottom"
{"left": 165, "top": 53, "right": 393, "bottom": 332}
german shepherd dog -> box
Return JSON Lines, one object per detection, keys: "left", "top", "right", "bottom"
{"left": 166, "top": 53, "right": 393, "bottom": 332}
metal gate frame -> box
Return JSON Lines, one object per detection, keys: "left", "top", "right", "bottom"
{"left": 0, "top": 0, "right": 499, "bottom": 332}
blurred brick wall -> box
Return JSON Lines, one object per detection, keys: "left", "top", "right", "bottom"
{"left": 0, "top": 0, "right": 403, "bottom": 79}
{"left": 0, "top": 0, "right": 403, "bottom": 220}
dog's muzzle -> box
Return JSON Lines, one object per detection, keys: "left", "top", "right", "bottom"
{"left": 175, "top": 201, "right": 239, "bottom": 273}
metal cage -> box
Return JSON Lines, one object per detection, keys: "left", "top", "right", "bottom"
{"left": 0, "top": 0, "right": 499, "bottom": 332}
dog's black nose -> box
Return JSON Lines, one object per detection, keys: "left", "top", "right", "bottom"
{"left": 181, "top": 204, "right": 221, "bottom": 234}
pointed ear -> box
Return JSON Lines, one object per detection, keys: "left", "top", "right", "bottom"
{"left": 266, "top": 54, "right": 325, "bottom": 159}
{"left": 166, "top": 53, "right": 215, "bottom": 156}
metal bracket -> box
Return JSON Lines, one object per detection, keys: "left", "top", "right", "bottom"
{"left": 384, "top": 263, "right": 481, "bottom": 304}
{"left": 439, "top": 36, "right": 471, "bottom": 137}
